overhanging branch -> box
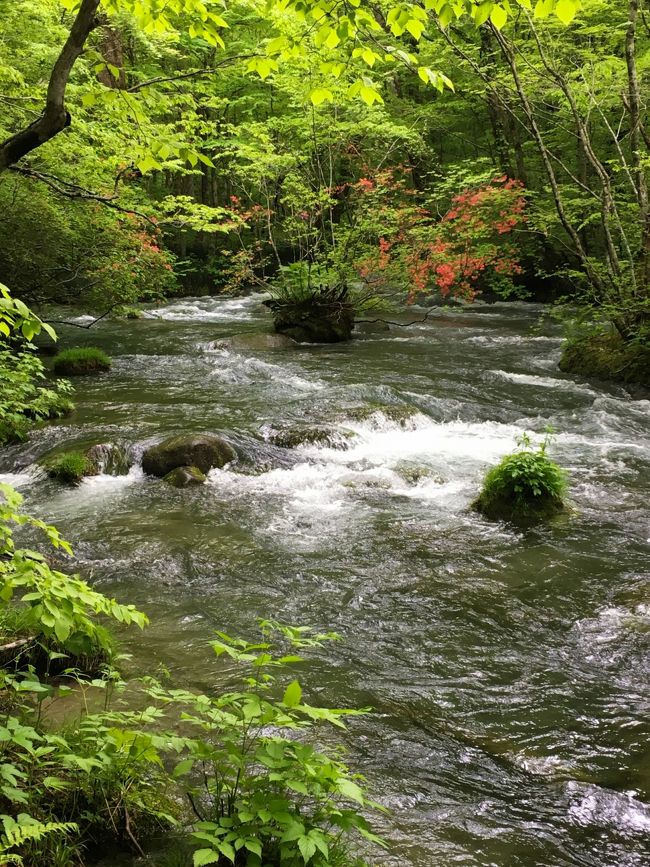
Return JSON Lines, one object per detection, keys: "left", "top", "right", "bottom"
{"left": 9, "top": 166, "right": 155, "bottom": 223}
{"left": 0, "top": 0, "right": 101, "bottom": 171}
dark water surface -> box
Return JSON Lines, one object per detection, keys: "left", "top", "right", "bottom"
{"left": 2, "top": 297, "right": 649, "bottom": 866}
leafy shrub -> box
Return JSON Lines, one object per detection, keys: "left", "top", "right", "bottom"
{"left": 52, "top": 347, "right": 111, "bottom": 376}
{"left": 0, "top": 484, "right": 159, "bottom": 866}
{"left": 0, "top": 484, "right": 147, "bottom": 662}
{"left": 341, "top": 169, "right": 527, "bottom": 303}
{"left": 472, "top": 433, "right": 568, "bottom": 525}
{"left": 41, "top": 451, "right": 94, "bottom": 486}
{"left": 0, "top": 493, "right": 380, "bottom": 867}
{"left": 0, "top": 179, "right": 178, "bottom": 310}
{"left": 113, "top": 305, "right": 144, "bottom": 320}
{"left": 147, "top": 622, "right": 385, "bottom": 867}
{"left": 0, "top": 285, "right": 74, "bottom": 445}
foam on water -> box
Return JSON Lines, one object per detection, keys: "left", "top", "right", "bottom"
{"left": 208, "top": 416, "right": 525, "bottom": 539}
{"left": 147, "top": 294, "right": 266, "bottom": 322}
{"left": 40, "top": 465, "right": 144, "bottom": 517}
{"left": 204, "top": 347, "right": 323, "bottom": 391}
{"left": 489, "top": 370, "right": 596, "bottom": 394}
{"left": 0, "top": 471, "right": 35, "bottom": 488}
{"left": 573, "top": 604, "right": 650, "bottom": 647}
{"left": 466, "top": 334, "right": 563, "bottom": 346}
{"left": 567, "top": 783, "right": 650, "bottom": 835}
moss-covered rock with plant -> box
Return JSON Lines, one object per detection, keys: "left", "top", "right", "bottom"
{"left": 52, "top": 346, "right": 112, "bottom": 376}
{"left": 472, "top": 433, "right": 568, "bottom": 526}
{"left": 112, "top": 304, "right": 144, "bottom": 320}
{"left": 40, "top": 450, "right": 97, "bottom": 485}
{"left": 559, "top": 330, "right": 650, "bottom": 389}
{"left": 264, "top": 263, "right": 359, "bottom": 343}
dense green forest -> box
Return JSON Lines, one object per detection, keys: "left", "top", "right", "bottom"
{"left": 1, "top": 0, "right": 648, "bottom": 354}
{"left": 0, "top": 1, "right": 649, "bottom": 865}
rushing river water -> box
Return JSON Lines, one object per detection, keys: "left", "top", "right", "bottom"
{"left": 2, "top": 296, "right": 649, "bottom": 866}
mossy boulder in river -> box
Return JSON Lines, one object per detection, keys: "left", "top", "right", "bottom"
{"left": 52, "top": 346, "right": 111, "bottom": 375}
{"left": 559, "top": 331, "right": 650, "bottom": 391}
{"left": 41, "top": 450, "right": 98, "bottom": 485}
{"left": 265, "top": 424, "right": 354, "bottom": 450}
{"left": 264, "top": 297, "right": 355, "bottom": 343}
{"left": 142, "top": 434, "right": 236, "bottom": 477}
{"left": 163, "top": 465, "right": 207, "bottom": 487}
{"left": 472, "top": 436, "right": 568, "bottom": 527}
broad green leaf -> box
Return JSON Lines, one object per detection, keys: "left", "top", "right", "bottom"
{"left": 490, "top": 4, "right": 508, "bottom": 28}
{"left": 193, "top": 850, "right": 220, "bottom": 867}
{"left": 310, "top": 88, "right": 334, "bottom": 106}
{"left": 283, "top": 680, "right": 302, "bottom": 707}
{"left": 555, "top": 0, "right": 577, "bottom": 24}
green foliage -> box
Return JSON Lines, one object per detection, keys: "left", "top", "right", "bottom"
{"left": 112, "top": 304, "right": 144, "bottom": 319}
{"left": 472, "top": 432, "right": 568, "bottom": 525}
{"left": 0, "top": 815, "right": 78, "bottom": 866}
{"left": 41, "top": 451, "right": 94, "bottom": 485}
{"left": 0, "top": 284, "right": 73, "bottom": 446}
{"left": 52, "top": 347, "right": 111, "bottom": 376}
{"left": 0, "top": 479, "right": 161, "bottom": 866}
{"left": 0, "top": 483, "right": 147, "bottom": 660}
{"left": 0, "top": 471, "right": 379, "bottom": 866}
{"left": 146, "top": 622, "right": 384, "bottom": 867}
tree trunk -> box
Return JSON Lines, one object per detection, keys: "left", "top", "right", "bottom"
{"left": 0, "top": 0, "right": 101, "bottom": 172}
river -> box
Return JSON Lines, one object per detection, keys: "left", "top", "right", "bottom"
{"left": 1, "top": 296, "right": 649, "bottom": 866}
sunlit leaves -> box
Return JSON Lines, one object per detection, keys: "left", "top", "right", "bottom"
{"left": 554, "top": 0, "right": 579, "bottom": 24}
{"left": 310, "top": 87, "right": 334, "bottom": 105}
{"left": 489, "top": 3, "right": 508, "bottom": 28}
{"left": 247, "top": 56, "right": 279, "bottom": 80}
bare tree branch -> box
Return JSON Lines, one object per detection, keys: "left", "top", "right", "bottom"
{"left": 126, "top": 55, "right": 257, "bottom": 92}
{"left": 9, "top": 166, "right": 155, "bottom": 223}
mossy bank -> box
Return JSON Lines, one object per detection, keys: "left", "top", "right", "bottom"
{"left": 559, "top": 332, "right": 649, "bottom": 392}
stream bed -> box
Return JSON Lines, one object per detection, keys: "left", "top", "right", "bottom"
{"left": 1, "top": 296, "right": 649, "bottom": 866}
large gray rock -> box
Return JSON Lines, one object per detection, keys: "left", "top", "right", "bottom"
{"left": 142, "top": 434, "right": 236, "bottom": 477}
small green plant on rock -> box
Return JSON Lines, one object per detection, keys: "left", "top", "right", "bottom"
{"left": 472, "top": 432, "right": 568, "bottom": 526}
{"left": 41, "top": 451, "right": 95, "bottom": 485}
{"left": 52, "top": 347, "right": 111, "bottom": 376}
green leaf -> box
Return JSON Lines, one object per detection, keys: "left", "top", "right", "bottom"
{"left": 555, "top": 0, "right": 577, "bottom": 24}
{"left": 405, "top": 18, "right": 424, "bottom": 39}
{"left": 298, "top": 836, "right": 317, "bottom": 863}
{"left": 359, "top": 85, "right": 383, "bottom": 106}
{"left": 193, "top": 850, "right": 220, "bottom": 866}
{"left": 173, "top": 758, "right": 194, "bottom": 778}
{"left": 310, "top": 88, "right": 334, "bottom": 106}
{"left": 283, "top": 680, "right": 302, "bottom": 707}
{"left": 490, "top": 4, "right": 508, "bottom": 28}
